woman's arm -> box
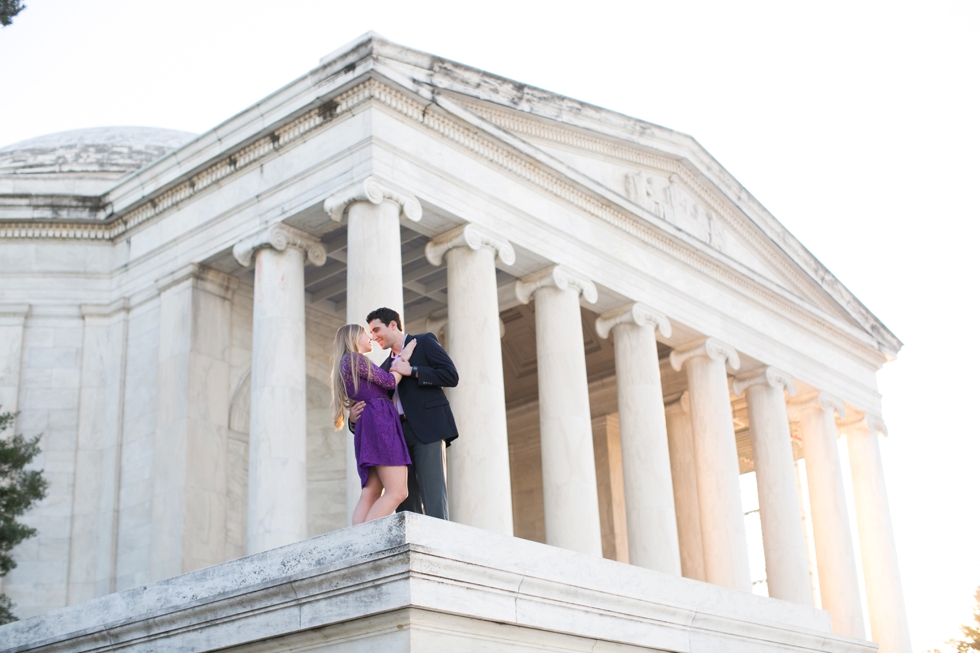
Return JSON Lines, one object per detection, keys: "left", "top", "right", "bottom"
{"left": 352, "top": 354, "right": 401, "bottom": 389}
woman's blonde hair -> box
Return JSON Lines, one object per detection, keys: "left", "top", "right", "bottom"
{"left": 332, "top": 324, "right": 371, "bottom": 429}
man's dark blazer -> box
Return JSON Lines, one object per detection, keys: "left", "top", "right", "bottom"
{"left": 380, "top": 332, "right": 459, "bottom": 445}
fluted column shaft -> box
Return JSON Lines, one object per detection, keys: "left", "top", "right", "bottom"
{"left": 516, "top": 266, "right": 602, "bottom": 556}
{"left": 234, "top": 223, "right": 326, "bottom": 554}
{"left": 734, "top": 368, "right": 811, "bottom": 605}
{"left": 427, "top": 225, "right": 515, "bottom": 536}
{"left": 664, "top": 392, "right": 705, "bottom": 581}
{"left": 845, "top": 418, "right": 912, "bottom": 653}
{"left": 670, "top": 339, "right": 751, "bottom": 591}
{"left": 596, "top": 304, "right": 680, "bottom": 574}
{"left": 792, "top": 393, "right": 865, "bottom": 638}
{"left": 324, "top": 177, "right": 422, "bottom": 523}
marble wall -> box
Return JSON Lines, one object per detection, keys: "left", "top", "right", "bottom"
{"left": 2, "top": 308, "right": 84, "bottom": 616}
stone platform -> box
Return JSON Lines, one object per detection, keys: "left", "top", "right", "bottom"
{"left": 0, "top": 513, "right": 875, "bottom": 652}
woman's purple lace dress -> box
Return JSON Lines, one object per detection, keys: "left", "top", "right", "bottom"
{"left": 341, "top": 353, "right": 412, "bottom": 487}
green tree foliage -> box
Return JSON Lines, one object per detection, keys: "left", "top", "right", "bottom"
{"left": 929, "top": 588, "right": 980, "bottom": 653}
{"left": 0, "top": 409, "right": 48, "bottom": 625}
{"left": 0, "top": 0, "right": 26, "bottom": 27}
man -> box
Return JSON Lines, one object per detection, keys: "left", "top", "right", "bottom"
{"left": 349, "top": 307, "right": 458, "bottom": 519}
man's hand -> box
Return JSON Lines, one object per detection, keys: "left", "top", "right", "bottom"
{"left": 391, "top": 358, "right": 412, "bottom": 376}
{"left": 349, "top": 401, "right": 366, "bottom": 424}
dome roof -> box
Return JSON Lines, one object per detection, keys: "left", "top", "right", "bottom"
{"left": 0, "top": 126, "right": 197, "bottom": 175}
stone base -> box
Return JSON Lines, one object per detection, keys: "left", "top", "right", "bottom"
{"left": 0, "top": 513, "right": 874, "bottom": 653}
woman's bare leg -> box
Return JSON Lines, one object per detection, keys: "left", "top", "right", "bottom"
{"left": 352, "top": 468, "right": 383, "bottom": 525}
{"left": 364, "top": 465, "right": 409, "bottom": 522}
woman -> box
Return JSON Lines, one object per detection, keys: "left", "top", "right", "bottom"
{"left": 332, "top": 323, "right": 416, "bottom": 524}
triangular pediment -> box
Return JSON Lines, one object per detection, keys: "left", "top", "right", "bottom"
{"left": 452, "top": 99, "right": 852, "bottom": 321}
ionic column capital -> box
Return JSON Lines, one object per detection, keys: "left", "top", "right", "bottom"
{"left": 669, "top": 337, "right": 740, "bottom": 372}
{"left": 322, "top": 176, "right": 422, "bottom": 224}
{"left": 595, "top": 302, "right": 672, "bottom": 340}
{"left": 838, "top": 412, "right": 888, "bottom": 438}
{"left": 788, "top": 390, "right": 847, "bottom": 420}
{"left": 233, "top": 223, "right": 327, "bottom": 268}
{"left": 515, "top": 265, "right": 598, "bottom": 305}
{"left": 732, "top": 366, "right": 797, "bottom": 397}
{"left": 425, "top": 224, "right": 516, "bottom": 267}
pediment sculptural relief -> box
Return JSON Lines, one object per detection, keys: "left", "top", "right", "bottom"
{"left": 625, "top": 170, "right": 725, "bottom": 252}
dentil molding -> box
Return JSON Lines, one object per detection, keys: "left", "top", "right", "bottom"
{"left": 515, "top": 265, "right": 598, "bottom": 305}
{"left": 595, "top": 302, "right": 672, "bottom": 340}
{"left": 232, "top": 223, "right": 327, "bottom": 268}
{"left": 669, "top": 337, "right": 741, "bottom": 372}
{"left": 732, "top": 366, "right": 798, "bottom": 397}
{"left": 425, "top": 224, "right": 516, "bottom": 267}
{"left": 322, "top": 175, "right": 422, "bottom": 224}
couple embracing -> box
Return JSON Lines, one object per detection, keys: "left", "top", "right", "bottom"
{"left": 331, "top": 307, "right": 459, "bottom": 525}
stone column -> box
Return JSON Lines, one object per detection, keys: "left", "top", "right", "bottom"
{"left": 789, "top": 392, "right": 865, "bottom": 638}
{"left": 595, "top": 303, "right": 681, "bottom": 574}
{"left": 732, "top": 367, "right": 811, "bottom": 605}
{"left": 515, "top": 265, "right": 602, "bottom": 556}
{"left": 426, "top": 224, "right": 515, "bottom": 536}
{"left": 151, "top": 266, "right": 238, "bottom": 578}
{"left": 842, "top": 415, "right": 912, "bottom": 653}
{"left": 234, "top": 224, "right": 326, "bottom": 554}
{"left": 664, "top": 392, "right": 705, "bottom": 581}
{"left": 669, "top": 338, "right": 751, "bottom": 591}
{"left": 68, "top": 300, "right": 128, "bottom": 602}
{"left": 324, "top": 176, "right": 422, "bottom": 523}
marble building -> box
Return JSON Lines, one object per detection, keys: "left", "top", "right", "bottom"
{"left": 0, "top": 33, "right": 910, "bottom": 652}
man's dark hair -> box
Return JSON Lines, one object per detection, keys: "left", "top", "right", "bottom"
{"left": 366, "top": 307, "right": 402, "bottom": 331}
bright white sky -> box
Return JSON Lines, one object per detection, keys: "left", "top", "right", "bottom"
{"left": 2, "top": 1, "right": 977, "bottom": 649}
